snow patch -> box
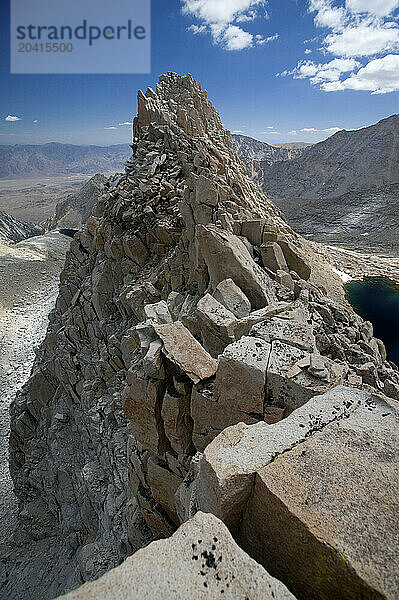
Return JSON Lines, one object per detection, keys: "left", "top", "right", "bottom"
{"left": 332, "top": 267, "right": 353, "bottom": 283}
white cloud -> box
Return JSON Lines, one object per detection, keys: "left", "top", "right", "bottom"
{"left": 259, "top": 130, "right": 281, "bottom": 134}
{"left": 188, "top": 24, "right": 207, "bottom": 34}
{"left": 182, "top": 0, "right": 276, "bottom": 50}
{"left": 300, "top": 127, "right": 318, "bottom": 132}
{"left": 288, "top": 130, "right": 298, "bottom": 134}
{"left": 346, "top": 0, "right": 399, "bottom": 17}
{"left": 5, "top": 115, "right": 21, "bottom": 122}
{"left": 322, "top": 53, "right": 399, "bottom": 93}
{"left": 104, "top": 126, "right": 117, "bottom": 130}
{"left": 256, "top": 33, "right": 279, "bottom": 45}
{"left": 309, "top": 0, "right": 346, "bottom": 30}
{"left": 236, "top": 8, "right": 267, "bottom": 22}
{"left": 232, "top": 129, "right": 246, "bottom": 133}
{"left": 216, "top": 24, "right": 253, "bottom": 50}
{"left": 119, "top": 121, "right": 133, "bottom": 126}
{"left": 182, "top": 0, "right": 266, "bottom": 25}
{"left": 282, "top": 57, "right": 360, "bottom": 84}
{"left": 281, "top": 0, "right": 399, "bottom": 94}
{"left": 325, "top": 20, "right": 399, "bottom": 57}
{"left": 323, "top": 126, "right": 343, "bottom": 133}
{"left": 33, "top": 119, "right": 39, "bottom": 123}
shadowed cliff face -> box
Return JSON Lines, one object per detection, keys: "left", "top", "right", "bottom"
{"left": 5, "top": 73, "right": 399, "bottom": 600}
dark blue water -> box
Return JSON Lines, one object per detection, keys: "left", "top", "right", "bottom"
{"left": 345, "top": 277, "right": 399, "bottom": 365}
{"left": 59, "top": 229, "right": 78, "bottom": 239}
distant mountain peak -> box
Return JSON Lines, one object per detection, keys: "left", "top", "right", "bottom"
{"left": 256, "top": 113, "right": 399, "bottom": 200}
{"left": 231, "top": 133, "right": 309, "bottom": 176}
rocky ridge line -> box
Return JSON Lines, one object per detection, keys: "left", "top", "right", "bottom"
{"left": 6, "top": 73, "right": 399, "bottom": 599}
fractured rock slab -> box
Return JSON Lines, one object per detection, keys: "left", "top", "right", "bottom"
{"left": 278, "top": 239, "right": 311, "bottom": 281}
{"left": 265, "top": 342, "right": 346, "bottom": 418}
{"left": 251, "top": 316, "right": 316, "bottom": 352}
{"left": 57, "top": 512, "right": 296, "bottom": 600}
{"left": 146, "top": 456, "right": 181, "bottom": 524}
{"left": 143, "top": 340, "right": 165, "bottom": 379}
{"left": 196, "top": 293, "right": 236, "bottom": 357}
{"left": 240, "top": 393, "right": 399, "bottom": 600}
{"left": 260, "top": 242, "right": 288, "bottom": 273}
{"left": 191, "top": 382, "right": 258, "bottom": 453}
{"left": 187, "top": 387, "right": 399, "bottom": 600}
{"left": 161, "top": 383, "right": 193, "bottom": 455}
{"left": 123, "top": 373, "right": 166, "bottom": 455}
{"left": 154, "top": 321, "right": 218, "bottom": 384}
{"left": 241, "top": 219, "right": 265, "bottom": 246}
{"left": 214, "top": 336, "right": 271, "bottom": 420}
{"left": 233, "top": 301, "right": 291, "bottom": 339}
{"left": 213, "top": 278, "right": 251, "bottom": 318}
{"left": 196, "top": 224, "right": 276, "bottom": 309}
{"left": 122, "top": 235, "right": 149, "bottom": 267}
{"left": 144, "top": 301, "right": 173, "bottom": 325}
{"left": 185, "top": 386, "right": 364, "bottom": 529}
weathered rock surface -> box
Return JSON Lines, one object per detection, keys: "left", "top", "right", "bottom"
{"left": 57, "top": 512, "right": 296, "bottom": 600}
{"left": 154, "top": 321, "right": 218, "bottom": 383}
{"left": 6, "top": 73, "right": 399, "bottom": 600}
{"left": 196, "top": 224, "right": 276, "bottom": 309}
{"left": 185, "top": 387, "right": 399, "bottom": 600}
{"left": 213, "top": 278, "right": 251, "bottom": 318}
{"left": 214, "top": 336, "right": 271, "bottom": 421}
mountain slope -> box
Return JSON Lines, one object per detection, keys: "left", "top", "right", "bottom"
{"left": 0, "top": 211, "right": 43, "bottom": 243}
{"left": 275, "top": 183, "right": 399, "bottom": 255}
{"left": 0, "top": 143, "right": 130, "bottom": 179}
{"left": 259, "top": 114, "right": 399, "bottom": 199}
{"left": 46, "top": 174, "right": 106, "bottom": 230}
{"left": 232, "top": 134, "right": 307, "bottom": 176}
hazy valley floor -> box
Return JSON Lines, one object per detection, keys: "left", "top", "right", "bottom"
{"left": 0, "top": 173, "right": 116, "bottom": 224}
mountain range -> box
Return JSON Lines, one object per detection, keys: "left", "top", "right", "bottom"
{"left": 256, "top": 114, "right": 399, "bottom": 199}
{"left": 0, "top": 142, "right": 130, "bottom": 178}
{"left": 231, "top": 134, "right": 309, "bottom": 176}
{"left": 233, "top": 115, "right": 399, "bottom": 254}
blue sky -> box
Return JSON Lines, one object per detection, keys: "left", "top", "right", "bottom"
{"left": 1, "top": 0, "right": 399, "bottom": 146}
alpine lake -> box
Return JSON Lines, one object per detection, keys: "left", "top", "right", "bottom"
{"left": 345, "top": 277, "right": 399, "bottom": 365}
